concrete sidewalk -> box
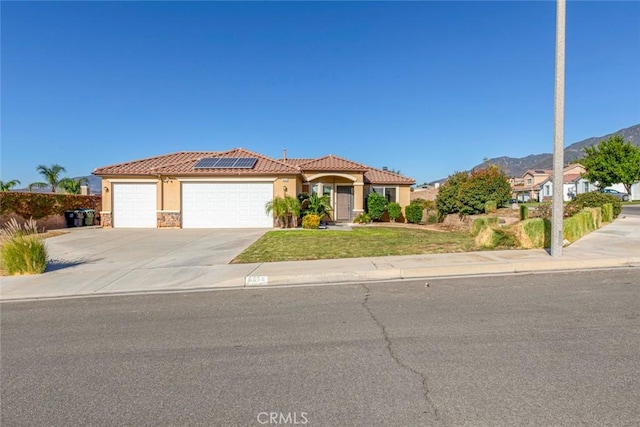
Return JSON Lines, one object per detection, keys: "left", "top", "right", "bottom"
{"left": 2, "top": 207, "right": 639, "bottom": 301}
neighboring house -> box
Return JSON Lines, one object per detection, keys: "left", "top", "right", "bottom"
{"left": 514, "top": 169, "right": 552, "bottom": 202}
{"left": 93, "top": 148, "right": 415, "bottom": 228}
{"left": 512, "top": 164, "right": 588, "bottom": 202}
{"left": 538, "top": 174, "right": 592, "bottom": 202}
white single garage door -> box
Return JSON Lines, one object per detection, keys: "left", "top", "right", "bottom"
{"left": 182, "top": 182, "right": 273, "bottom": 228}
{"left": 112, "top": 183, "right": 157, "bottom": 228}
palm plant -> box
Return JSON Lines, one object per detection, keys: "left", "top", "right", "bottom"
{"left": 27, "top": 182, "right": 47, "bottom": 192}
{"left": 284, "top": 196, "right": 301, "bottom": 228}
{"left": 35, "top": 164, "right": 67, "bottom": 193}
{"left": 305, "top": 193, "right": 332, "bottom": 217}
{"left": 265, "top": 196, "right": 289, "bottom": 228}
{"left": 0, "top": 180, "right": 21, "bottom": 191}
{"left": 266, "top": 196, "right": 301, "bottom": 228}
{"left": 59, "top": 177, "right": 89, "bottom": 195}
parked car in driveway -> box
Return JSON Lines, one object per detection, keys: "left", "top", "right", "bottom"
{"left": 599, "top": 188, "right": 630, "bottom": 201}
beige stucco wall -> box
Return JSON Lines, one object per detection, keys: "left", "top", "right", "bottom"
{"left": 101, "top": 178, "right": 112, "bottom": 212}
{"left": 398, "top": 186, "right": 411, "bottom": 209}
{"left": 161, "top": 179, "right": 181, "bottom": 211}
{"left": 273, "top": 175, "right": 302, "bottom": 198}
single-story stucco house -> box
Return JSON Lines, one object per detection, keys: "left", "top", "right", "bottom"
{"left": 93, "top": 148, "right": 415, "bottom": 228}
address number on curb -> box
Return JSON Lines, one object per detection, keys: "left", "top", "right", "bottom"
{"left": 246, "top": 276, "right": 269, "bottom": 286}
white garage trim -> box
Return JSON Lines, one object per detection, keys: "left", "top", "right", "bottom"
{"left": 112, "top": 183, "right": 157, "bottom": 228}
{"left": 182, "top": 182, "right": 273, "bottom": 228}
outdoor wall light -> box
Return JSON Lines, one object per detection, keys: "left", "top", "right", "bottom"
{"left": 103, "top": 187, "right": 109, "bottom": 192}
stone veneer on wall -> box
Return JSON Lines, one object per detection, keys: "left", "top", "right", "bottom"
{"left": 100, "top": 212, "right": 112, "bottom": 227}
{"left": 158, "top": 211, "right": 181, "bottom": 228}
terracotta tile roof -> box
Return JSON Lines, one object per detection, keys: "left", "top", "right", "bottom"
{"left": 364, "top": 168, "right": 415, "bottom": 185}
{"left": 93, "top": 152, "right": 215, "bottom": 175}
{"left": 281, "top": 158, "right": 315, "bottom": 167}
{"left": 94, "top": 148, "right": 299, "bottom": 176}
{"left": 297, "top": 155, "right": 369, "bottom": 171}
{"left": 93, "top": 148, "right": 416, "bottom": 185}
{"left": 563, "top": 173, "right": 582, "bottom": 183}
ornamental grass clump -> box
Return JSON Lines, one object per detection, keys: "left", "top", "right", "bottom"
{"left": 0, "top": 235, "right": 48, "bottom": 275}
{"left": 0, "top": 218, "right": 48, "bottom": 275}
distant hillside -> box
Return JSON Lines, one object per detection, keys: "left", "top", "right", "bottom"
{"left": 472, "top": 124, "right": 640, "bottom": 178}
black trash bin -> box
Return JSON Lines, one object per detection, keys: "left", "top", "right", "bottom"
{"left": 74, "top": 209, "right": 85, "bottom": 227}
{"left": 64, "top": 210, "right": 76, "bottom": 228}
{"left": 83, "top": 209, "right": 95, "bottom": 226}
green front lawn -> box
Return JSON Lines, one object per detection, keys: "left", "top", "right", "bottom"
{"left": 232, "top": 226, "right": 476, "bottom": 263}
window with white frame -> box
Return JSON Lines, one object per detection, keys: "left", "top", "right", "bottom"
{"left": 545, "top": 185, "right": 550, "bottom": 196}
{"left": 526, "top": 178, "right": 532, "bottom": 185}
{"left": 583, "top": 182, "right": 589, "bottom": 192}
{"left": 371, "top": 186, "right": 397, "bottom": 203}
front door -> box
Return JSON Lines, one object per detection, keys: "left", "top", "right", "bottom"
{"left": 336, "top": 186, "right": 353, "bottom": 221}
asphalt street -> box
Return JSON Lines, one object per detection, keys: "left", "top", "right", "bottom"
{"left": 2, "top": 269, "right": 639, "bottom": 426}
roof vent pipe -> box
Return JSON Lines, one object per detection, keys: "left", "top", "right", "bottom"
{"left": 283, "top": 149, "right": 287, "bottom": 160}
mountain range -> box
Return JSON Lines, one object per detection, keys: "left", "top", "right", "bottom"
{"left": 469, "top": 123, "right": 640, "bottom": 179}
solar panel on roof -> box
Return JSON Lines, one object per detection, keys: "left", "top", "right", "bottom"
{"left": 193, "top": 157, "right": 258, "bottom": 169}
{"left": 194, "top": 158, "right": 221, "bottom": 168}
{"left": 215, "top": 158, "right": 239, "bottom": 168}
{"left": 233, "top": 157, "right": 258, "bottom": 168}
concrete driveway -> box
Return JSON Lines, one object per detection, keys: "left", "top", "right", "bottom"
{"left": 0, "top": 228, "right": 267, "bottom": 299}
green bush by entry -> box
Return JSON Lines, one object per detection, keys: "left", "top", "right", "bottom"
{"left": 366, "top": 192, "right": 387, "bottom": 221}
{"left": 302, "top": 214, "right": 321, "bottom": 229}
{"left": 353, "top": 212, "right": 371, "bottom": 224}
{"left": 405, "top": 202, "right": 424, "bottom": 224}
{"left": 0, "top": 235, "right": 48, "bottom": 275}
{"left": 387, "top": 202, "right": 402, "bottom": 222}
{"left": 519, "top": 204, "right": 529, "bottom": 221}
{"left": 484, "top": 200, "right": 497, "bottom": 214}
{"left": 471, "top": 217, "right": 499, "bottom": 237}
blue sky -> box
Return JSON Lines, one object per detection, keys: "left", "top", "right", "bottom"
{"left": 2, "top": 1, "right": 639, "bottom": 187}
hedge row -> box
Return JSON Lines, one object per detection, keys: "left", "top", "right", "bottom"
{"left": 0, "top": 192, "right": 102, "bottom": 220}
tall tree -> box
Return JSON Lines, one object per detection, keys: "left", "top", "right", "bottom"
{"left": 59, "top": 177, "right": 89, "bottom": 195}
{"left": 581, "top": 135, "right": 640, "bottom": 195}
{"left": 35, "top": 164, "right": 67, "bottom": 193}
{"left": 0, "top": 180, "right": 21, "bottom": 191}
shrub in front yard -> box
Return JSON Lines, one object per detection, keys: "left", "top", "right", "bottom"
{"left": 514, "top": 218, "right": 550, "bottom": 248}
{"left": 484, "top": 200, "right": 497, "bottom": 214}
{"left": 584, "top": 207, "right": 602, "bottom": 230}
{"left": 302, "top": 214, "right": 321, "bottom": 229}
{"left": 0, "top": 235, "right": 48, "bottom": 275}
{"left": 475, "top": 226, "right": 518, "bottom": 249}
{"left": 405, "top": 202, "right": 424, "bottom": 224}
{"left": 519, "top": 204, "right": 529, "bottom": 221}
{"left": 353, "top": 213, "right": 371, "bottom": 224}
{"left": 471, "top": 217, "right": 499, "bottom": 237}
{"left": 602, "top": 203, "right": 614, "bottom": 223}
{"left": 567, "top": 192, "right": 621, "bottom": 219}
{"left": 366, "top": 192, "right": 387, "bottom": 221}
{"left": 563, "top": 211, "right": 596, "bottom": 243}
{"left": 387, "top": 202, "right": 402, "bottom": 222}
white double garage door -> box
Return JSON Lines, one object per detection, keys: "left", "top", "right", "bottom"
{"left": 112, "top": 182, "right": 273, "bottom": 228}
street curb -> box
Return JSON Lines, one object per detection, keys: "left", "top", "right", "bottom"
{"left": 244, "top": 257, "right": 638, "bottom": 287}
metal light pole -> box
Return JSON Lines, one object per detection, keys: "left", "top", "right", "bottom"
{"left": 551, "top": 0, "right": 566, "bottom": 257}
